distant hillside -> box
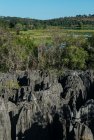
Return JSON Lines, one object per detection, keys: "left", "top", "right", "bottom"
{"left": 0, "top": 14, "right": 94, "bottom": 30}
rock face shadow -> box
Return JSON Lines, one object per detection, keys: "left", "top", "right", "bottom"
{"left": 49, "top": 113, "right": 63, "bottom": 140}
{"left": 22, "top": 113, "right": 63, "bottom": 140}
{"left": 24, "top": 123, "right": 49, "bottom": 140}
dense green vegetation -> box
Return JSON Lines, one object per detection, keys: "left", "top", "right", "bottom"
{"left": 0, "top": 14, "right": 94, "bottom": 31}
{"left": 0, "top": 14, "right": 94, "bottom": 72}
{"left": 0, "top": 26, "right": 94, "bottom": 72}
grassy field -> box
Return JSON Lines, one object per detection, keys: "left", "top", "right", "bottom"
{"left": 20, "top": 28, "right": 94, "bottom": 45}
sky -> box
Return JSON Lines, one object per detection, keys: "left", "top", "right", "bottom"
{"left": 0, "top": 0, "right": 94, "bottom": 19}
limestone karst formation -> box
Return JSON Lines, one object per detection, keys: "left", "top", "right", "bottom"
{"left": 0, "top": 70, "right": 94, "bottom": 140}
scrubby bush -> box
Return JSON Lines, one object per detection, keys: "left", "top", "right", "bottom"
{"left": 0, "top": 28, "right": 94, "bottom": 72}
{"left": 62, "top": 45, "right": 88, "bottom": 69}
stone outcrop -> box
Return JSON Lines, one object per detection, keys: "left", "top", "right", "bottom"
{"left": 0, "top": 70, "right": 94, "bottom": 140}
{"left": 0, "top": 98, "right": 11, "bottom": 140}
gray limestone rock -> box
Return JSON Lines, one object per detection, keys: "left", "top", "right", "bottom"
{"left": 0, "top": 98, "right": 11, "bottom": 140}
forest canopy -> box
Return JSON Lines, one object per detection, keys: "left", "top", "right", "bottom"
{"left": 0, "top": 14, "right": 94, "bottom": 30}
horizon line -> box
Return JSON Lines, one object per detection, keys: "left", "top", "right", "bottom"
{"left": 0, "top": 13, "right": 94, "bottom": 21}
